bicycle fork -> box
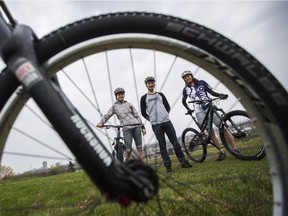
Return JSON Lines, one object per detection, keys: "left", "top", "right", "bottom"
{"left": 1, "top": 24, "right": 158, "bottom": 205}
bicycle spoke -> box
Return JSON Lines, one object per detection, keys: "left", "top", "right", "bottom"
{"left": 0, "top": 14, "right": 279, "bottom": 214}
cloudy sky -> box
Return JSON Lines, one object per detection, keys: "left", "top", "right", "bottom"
{"left": 1, "top": 0, "right": 288, "bottom": 173}
{"left": 3, "top": 0, "right": 287, "bottom": 87}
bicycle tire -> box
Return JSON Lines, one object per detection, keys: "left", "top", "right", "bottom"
{"left": 112, "top": 149, "right": 116, "bottom": 160}
{"left": 219, "top": 110, "right": 266, "bottom": 161}
{"left": 181, "top": 127, "right": 207, "bottom": 163}
{"left": 0, "top": 12, "right": 287, "bottom": 215}
{"left": 117, "top": 142, "right": 124, "bottom": 163}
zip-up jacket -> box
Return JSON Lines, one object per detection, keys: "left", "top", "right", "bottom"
{"left": 100, "top": 100, "right": 145, "bottom": 131}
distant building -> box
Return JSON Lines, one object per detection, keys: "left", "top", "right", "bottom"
{"left": 43, "top": 161, "right": 48, "bottom": 170}
{"left": 29, "top": 161, "right": 48, "bottom": 174}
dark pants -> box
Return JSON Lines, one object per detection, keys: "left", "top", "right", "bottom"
{"left": 152, "top": 121, "right": 187, "bottom": 167}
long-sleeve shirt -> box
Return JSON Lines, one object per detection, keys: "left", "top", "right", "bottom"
{"left": 140, "top": 92, "right": 170, "bottom": 125}
{"left": 182, "top": 80, "right": 222, "bottom": 113}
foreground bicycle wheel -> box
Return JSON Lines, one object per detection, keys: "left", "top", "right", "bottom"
{"left": 220, "top": 110, "right": 266, "bottom": 161}
{"left": 182, "top": 128, "right": 207, "bottom": 163}
{"left": 0, "top": 12, "right": 287, "bottom": 215}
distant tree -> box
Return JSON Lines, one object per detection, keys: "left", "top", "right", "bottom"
{"left": 68, "top": 161, "right": 76, "bottom": 172}
{"left": 49, "top": 164, "right": 60, "bottom": 175}
{"left": 49, "top": 164, "right": 56, "bottom": 173}
{"left": 0, "top": 165, "right": 15, "bottom": 178}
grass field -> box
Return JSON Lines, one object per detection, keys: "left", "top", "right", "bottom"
{"left": 0, "top": 151, "right": 272, "bottom": 216}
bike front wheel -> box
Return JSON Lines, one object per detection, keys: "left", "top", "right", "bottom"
{"left": 0, "top": 11, "right": 287, "bottom": 215}
{"left": 116, "top": 142, "right": 124, "bottom": 163}
{"left": 219, "top": 110, "right": 266, "bottom": 161}
{"left": 181, "top": 128, "right": 207, "bottom": 163}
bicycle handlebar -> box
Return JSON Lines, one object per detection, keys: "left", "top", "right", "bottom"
{"left": 185, "top": 112, "right": 194, "bottom": 115}
{"left": 188, "top": 97, "right": 221, "bottom": 104}
{"left": 103, "top": 123, "right": 142, "bottom": 129}
{"left": 185, "top": 97, "right": 223, "bottom": 115}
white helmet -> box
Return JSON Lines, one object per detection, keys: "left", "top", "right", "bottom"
{"left": 181, "top": 70, "right": 193, "bottom": 79}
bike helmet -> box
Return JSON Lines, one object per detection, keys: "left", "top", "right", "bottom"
{"left": 114, "top": 87, "right": 125, "bottom": 95}
{"left": 144, "top": 76, "right": 155, "bottom": 84}
{"left": 181, "top": 70, "right": 193, "bottom": 79}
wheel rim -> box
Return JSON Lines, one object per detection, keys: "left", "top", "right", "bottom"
{"left": 0, "top": 35, "right": 285, "bottom": 215}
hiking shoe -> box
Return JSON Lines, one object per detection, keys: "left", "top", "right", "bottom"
{"left": 181, "top": 161, "right": 192, "bottom": 168}
{"left": 166, "top": 166, "right": 172, "bottom": 173}
{"left": 217, "top": 151, "right": 227, "bottom": 161}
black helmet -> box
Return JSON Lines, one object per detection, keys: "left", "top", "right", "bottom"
{"left": 144, "top": 76, "right": 155, "bottom": 84}
{"left": 114, "top": 87, "right": 125, "bottom": 95}
{"left": 181, "top": 70, "right": 193, "bottom": 79}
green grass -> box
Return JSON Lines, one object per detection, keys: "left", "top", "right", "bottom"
{"left": 0, "top": 154, "right": 272, "bottom": 216}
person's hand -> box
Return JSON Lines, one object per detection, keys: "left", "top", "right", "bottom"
{"left": 219, "top": 94, "right": 228, "bottom": 100}
{"left": 142, "top": 128, "right": 147, "bottom": 136}
{"left": 97, "top": 123, "right": 103, "bottom": 128}
{"left": 187, "top": 109, "right": 194, "bottom": 115}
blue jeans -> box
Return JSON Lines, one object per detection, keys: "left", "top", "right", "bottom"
{"left": 152, "top": 121, "right": 187, "bottom": 167}
{"left": 123, "top": 127, "right": 142, "bottom": 151}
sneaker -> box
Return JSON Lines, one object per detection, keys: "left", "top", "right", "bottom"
{"left": 181, "top": 161, "right": 192, "bottom": 168}
{"left": 166, "top": 166, "right": 172, "bottom": 172}
{"left": 217, "top": 151, "right": 227, "bottom": 161}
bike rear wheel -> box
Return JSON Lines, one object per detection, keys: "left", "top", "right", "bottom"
{"left": 0, "top": 12, "right": 287, "bottom": 215}
{"left": 181, "top": 128, "right": 207, "bottom": 163}
{"left": 219, "top": 110, "right": 266, "bottom": 161}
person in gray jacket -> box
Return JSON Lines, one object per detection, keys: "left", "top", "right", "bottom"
{"left": 97, "top": 87, "right": 146, "bottom": 161}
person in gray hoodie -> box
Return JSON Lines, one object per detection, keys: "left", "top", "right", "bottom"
{"left": 97, "top": 87, "right": 146, "bottom": 161}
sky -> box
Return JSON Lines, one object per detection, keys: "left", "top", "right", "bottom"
{"left": 1, "top": 0, "right": 288, "bottom": 173}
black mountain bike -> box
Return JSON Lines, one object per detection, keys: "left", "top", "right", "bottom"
{"left": 0, "top": 1, "right": 287, "bottom": 215}
{"left": 182, "top": 97, "right": 266, "bottom": 162}
{"left": 103, "top": 124, "right": 126, "bottom": 162}
{"left": 102, "top": 124, "right": 141, "bottom": 162}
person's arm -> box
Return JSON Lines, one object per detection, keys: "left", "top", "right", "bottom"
{"left": 158, "top": 92, "right": 170, "bottom": 113}
{"left": 140, "top": 94, "right": 149, "bottom": 121}
{"left": 130, "top": 103, "right": 146, "bottom": 130}
{"left": 181, "top": 87, "right": 191, "bottom": 111}
{"left": 205, "top": 85, "right": 228, "bottom": 99}
{"left": 200, "top": 80, "right": 228, "bottom": 99}
{"left": 181, "top": 88, "right": 194, "bottom": 115}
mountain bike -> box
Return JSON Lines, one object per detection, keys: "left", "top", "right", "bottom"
{"left": 102, "top": 124, "right": 141, "bottom": 162}
{"left": 103, "top": 124, "right": 126, "bottom": 163}
{"left": 0, "top": 1, "right": 287, "bottom": 215}
{"left": 182, "top": 97, "right": 266, "bottom": 162}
